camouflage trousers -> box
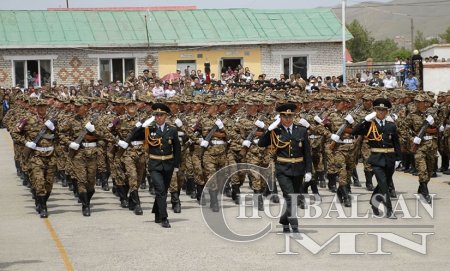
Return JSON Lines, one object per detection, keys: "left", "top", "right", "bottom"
{"left": 96, "top": 143, "right": 108, "bottom": 174}
{"left": 168, "top": 148, "right": 188, "bottom": 193}
{"left": 72, "top": 147, "right": 98, "bottom": 193}
{"left": 415, "top": 140, "right": 438, "bottom": 183}
{"left": 29, "top": 152, "right": 57, "bottom": 196}
{"left": 361, "top": 141, "right": 373, "bottom": 172}
{"left": 191, "top": 145, "right": 206, "bottom": 185}
{"left": 326, "top": 142, "right": 355, "bottom": 186}
{"left": 311, "top": 146, "right": 325, "bottom": 173}
{"left": 203, "top": 145, "right": 227, "bottom": 191}
{"left": 227, "top": 150, "right": 244, "bottom": 186}
{"left": 120, "top": 146, "right": 146, "bottom": 192}
{"left": 242, "top": 147, "right": 269, "bottom": 191}
{"left": 55, "top": 145, "right": 67, "bottom": 172}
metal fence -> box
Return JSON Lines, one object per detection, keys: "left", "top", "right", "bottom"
{"left": 346, "top": 62, "right": 403, "bottom": 80}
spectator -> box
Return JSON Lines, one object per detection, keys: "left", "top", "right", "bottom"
{"left": 403, "top": 72, "right": 419, "bottom": 91}
{"left": 383, "top": 71, "right": 398, "bottom": 90}
{"left": 152, "top": 80, "right": 165, "bottom": 98}
{"left": 367, "top": 71, "right": 384, "bottom": 87}
{"left": 165, "top": 83, "right": 177, "bottom": 98}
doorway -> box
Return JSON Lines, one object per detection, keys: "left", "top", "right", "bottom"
{"left": 220, "top": 58, "right": 242, "bottom": 75}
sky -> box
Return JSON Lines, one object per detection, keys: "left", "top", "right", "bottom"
{"left": 0, "top": 0, "right": 392, "bottom": 10}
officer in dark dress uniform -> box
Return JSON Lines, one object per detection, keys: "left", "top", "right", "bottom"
{"left": 145, "top": 103, "right": 181, "bottom": 228}
{"left": 258, "top": 103, "right": 313, "bottom": 234}
{"left": 352, "top": 98, "right": 401, "bottom": 219}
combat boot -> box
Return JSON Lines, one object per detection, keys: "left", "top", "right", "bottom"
{"left": 185, "top": 178, "right": 195, "bottom": 196}
{"left": 418, "top": 182, "right": 432, "bottom": 204}
{"left": 140, "top": 176, "right": 147, "bottom": 190}
{"left": 271, "top": 182, "right": 280, "bottom": 203}
{"left": 61, "top": 171, "right": 68, "bottom": 187}
{"left": 117, "top": 186, "right": 129, "bottom": 208}
{"left": 95, "top": 172, "right": 101, "bottom": 186}
{"left": 231, "top": 184, "right": 240, "bottom": 205}
{"left": 171, "top": 192, "right": 181, "bottom": 213}
{"left": 317, "top": 171, "right": 326, "bottom": 188}
{"left": 196, "top": 185, "right": 206, "bottom": 206}
{"left": 209, "top": 190, "right": 219, "bottom": 212}
{"left": 364, "top": 170, "right": 374, "bottom": 191}
{"left": 22, "top": 173, "right": 29, "bottom": 187}
{"left": 38, "top": 196, "right": 48, "bottom": 218}
{"left": 79, "top": 192, "right": 90, "bottom": 217}
{"left": 352, "top": 168, "right": 361, "bottom": 187}
{"left": 101, "top": 172, "right": 110, "bottom": 191}
{"left": 129, "top": 190, "right": 143, "bottom": 215}
{"left": 341, "top": 186, "right": 352, "bottom": 207}
{"left": 224, "top": 181, "right": 232, "bottom": 198}
{"left": 254, "top": 191, "right": 264, "bottom": 211}
{"left": 67, "top": 176, "right": 74, "bottom": 191}
{"left": 327, "top": 174, "right": 337, "bottom": 193}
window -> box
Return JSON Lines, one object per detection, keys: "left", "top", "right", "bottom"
{"left": 283, "top": 56, "right": 308, "bottom": 80}
{"left": 99, "top": 58, "right": 135, "bottom": 84}
{"left": 177, "top": 60, "right": 196, "bottom": 77}
{"left": 13, "top": 60, "right": 52, "bottom": 88}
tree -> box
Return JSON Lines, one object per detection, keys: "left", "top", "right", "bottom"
{"left": 371, "top": 39, "right": 398, "bottom": 61}
{"left": 414, "top": 30, "right": 439, "bottom": 50}
{"left": 439, "top": 26, "right": 450, "bottom": 43}
{"left": 346, "top": 20, "right": 374, "bottom": 62}
{"left": 389, "top": 48, "right": 411, "bottom": 61}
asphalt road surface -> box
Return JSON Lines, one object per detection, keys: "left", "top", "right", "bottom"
{"left": 1, "top": 129, "right": 449, "bottom": 271}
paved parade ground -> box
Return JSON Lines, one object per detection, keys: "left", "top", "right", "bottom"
{"left": 1, "top": 128, "right": 450, "bottom": 271}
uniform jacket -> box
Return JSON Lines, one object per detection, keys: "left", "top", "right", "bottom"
{"left": 147, "top": 123, "right": 181, "bottom": 171}
{"left": 258, "top": 123, "right": 312, "bottom": 176}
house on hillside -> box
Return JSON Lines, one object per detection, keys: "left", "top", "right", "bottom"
{"left": 0, "top": 8, "right": 351, "bottom": 88}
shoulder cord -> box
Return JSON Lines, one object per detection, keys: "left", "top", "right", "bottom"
{"left": 145, "top": 127, "right": 162, "bottom": 147}
{"left": 366, "top": 121, "right": 383, "bottom": 142}
{"left": 270, "top": 130, "right": 291, "bottom": 157}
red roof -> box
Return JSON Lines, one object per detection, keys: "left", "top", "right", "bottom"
{"left": 48, "top": 6, "right": 197, "bottom": 11}
{"left": 346, "top": 48, "right": 353, "bottom": 63}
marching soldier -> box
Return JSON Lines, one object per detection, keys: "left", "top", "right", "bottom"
{"left": 352, "top": 98, "right": 401, "bottom": 218}
{"left": 145, "top": 103, "right": 181, "bottom": 228}
{"left": 258, "top": 103, "right": 312, "bottom": 234}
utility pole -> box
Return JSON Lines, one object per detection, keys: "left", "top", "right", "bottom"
{"left": 66, "top": 0, "right": 69, "bottom": 8}
{"left": 410, "top": 17, "right": 414, "bottom": 51}
{"left": 342, "top": 0, "right": 347, "bottom": 85}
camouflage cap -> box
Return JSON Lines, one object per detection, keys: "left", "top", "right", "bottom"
{"left": 414, "top": 94, "right": 428, "bottom": 102}
{"left": 437, "top": 91, "right": 446, "bottom": 97}
{"left": 166, "top": 96, "right": 180, "bottom": 104}
{"left": 362, "top": 93, "right": 374, "bottom": 101}
{"left": 34, "top": 99, "right": 48, "bottom": 106}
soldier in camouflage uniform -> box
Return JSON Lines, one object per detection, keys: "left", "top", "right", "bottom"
{"left": 13, "top": 99, "right": 57, "bottom": 218}
{"left": 60, "top": 98, "right": 100, "bottom": 216}
{"left": 199, "top": 100, "right": 229, "bottom": 212}
{"left": 443, "top": 91, "right": 450, "bottom": 176}
{"left": 405, "top": 94, "right": 439, "bottom": 204}
{"left": 436, "top": 92, "right": 449, "bottom": 173}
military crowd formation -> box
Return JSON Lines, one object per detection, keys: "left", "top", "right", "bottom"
{"left": 1, "top": 81, "right": 450, "bottom": 229}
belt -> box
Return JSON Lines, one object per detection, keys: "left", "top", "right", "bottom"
{"left": 276, "top": 156, "right": 304, "bottom": 163}
{"left": 423, "top": 136, "right": 435, "bottom": 141}
{"left": 337, "top": 139, "right": 354, "bottom": 144}
{"left": 211, "top": 140, "right": 225, "bottom": 145}
{"left": 131, "top": 141, "right": 144, "bottom": 146}
{"left": 446, "top": 124, "right": 450, "bottom": 129}
{"left": 149, "top": 154, "right": 174, "bottom": 160}
{"left": 35, "top": 146, "right": 54, "bottom": 152}
{"left": 371, "top": 148, "right": 395, "bottom": 153}
{"left": 309, "top": 135, "right": 321, "bottom": 139}
{"left": 82, "top": 142, "right": 97, "bottom": 148}
{"left": 177, "top": 132, "right": 185, "bottom": 136}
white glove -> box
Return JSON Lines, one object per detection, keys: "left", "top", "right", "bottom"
{"left": 44, "top": 120, "right": 55, "bottom": 131}
{"left": 314, "top": 115, "right": 323, "bottom": 124}
{"left": 439, "top": 125, "right": 445, "bottom": 132}
{"left": 268, "top": 118, "right": 281, "bottom": 131}
{"left": 395, "top": 161, "right": 401, "bottom": 169}
{"left": 344, "top": 114, "right": 354, "bottom": 124}
{"left": 174, "top": 118, "right": 183, "bottom": 128}
{"left": 215, "top": 119, "right": 224, "bottom": 129}
{"left": 274, "top": 114, "right": 280, "bottom": 120}
{"left": 386, "top": 116, "right": 394, "bottom": 123}
{"left": 85, "top": 122, "right": 95, "bottom": 133}
{"left": 299, "top": 118, "right": 310, "bottom": 128}
{"left": 253, "top": 138, "right": 259, "bottom": 145}
{"left": 426, "top": 115, "right": 434, "bottom": 125}
{"left": 200, "top": 139, "right": 209, "bottom": 148}
{"left": 142, "top": 116, "right": 155, "bottom": 127}
{"left": 25, "top": 141, "right": 36, "bottom": 150}
{"left": 365, "top": 112, "right": 377, "bottom": 122}
{"left": 413, "top": 137, "right": 421, "bottom": 145}
{"left": 254, "top": 120, "right": 265, "bottom": 129}
{"left": 242, "top": 140, "right": 251, "bottom": 148}
{"left": 331, "top": 134, "right": 340, "bottom": 142}
{"left": 304, "top": 172, "right": 312, "bottom": 183}
{"left": 69, "top": 142, "right": 80, "bottom": 150}
{"left": 117, "top": 140, "right": 129, "bottom": 149}
{"left": 135, "top": 121, "right": 142, "bottom": 128}
{"left": 174, "top": 168, "right": 179, "bottom": 173}
{"left": 392, "top": 113, "right": 398, "bottom": 121}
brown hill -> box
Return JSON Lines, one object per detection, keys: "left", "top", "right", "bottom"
{"left": 332, "top": 0, "right": 450, "bottom": 48}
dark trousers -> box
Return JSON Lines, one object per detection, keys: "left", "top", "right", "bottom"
{"left": 371, "top": 165, "right": 394, "bottom": 211}
{"left": 151, "top": 169, "right": 174, "bottom": 219}
{"left": 277, "top": 172, "right": 303, "bottom": 227}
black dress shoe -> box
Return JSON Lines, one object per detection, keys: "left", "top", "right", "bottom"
{"left": 155, "top": 216, "right": 162, "bottom": 223}
{"left": 161, "top": 218, "right": 171, "bottom": 228}
{"left": 282, "top": 225, "right": 290, "bottom": 233}
{"left": 271, "top": 194, "right": 280, "bottom": 204}
{"left": 389, "top": 189, "right": 397, "bottom": 198}
{"left": 366, "top": 184, "right": 374, "bottom": 191}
